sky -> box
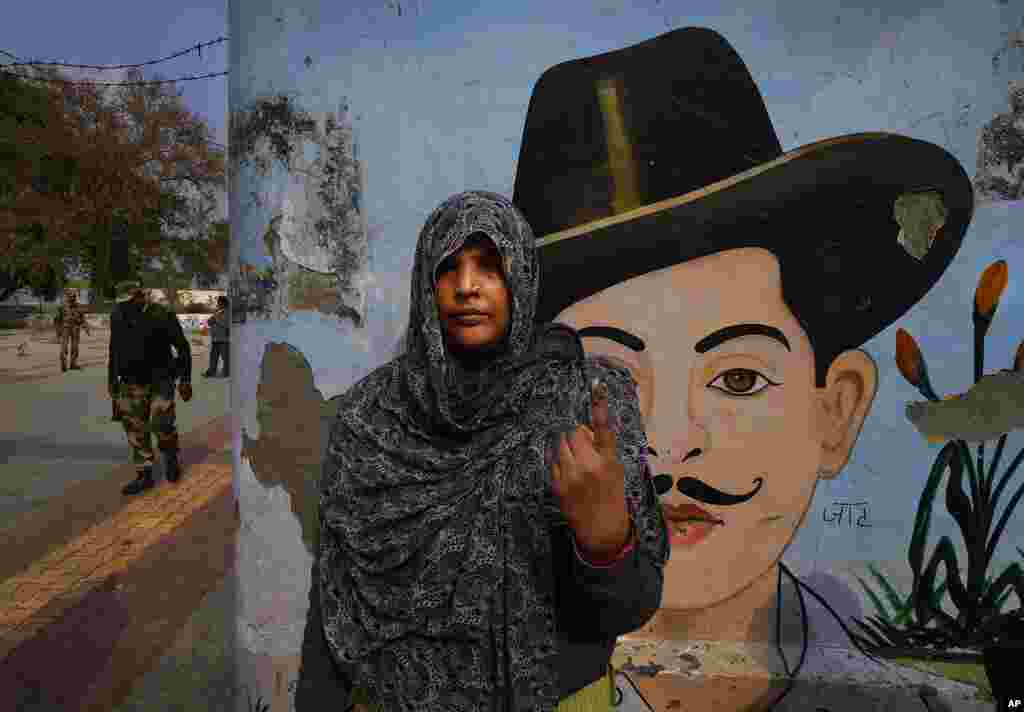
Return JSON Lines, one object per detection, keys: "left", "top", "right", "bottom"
{"left": 3, "top": 0, "right": 227, "bottom": 146}
{"left": 230, "top": 0, "right": 1024, "bottom": 571}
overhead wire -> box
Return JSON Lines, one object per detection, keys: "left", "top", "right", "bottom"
{"left": 0, "top": 36, "right": 228, "bottom": 86}
{"left": 5, "top": 37, "right": 227, "bottom": 71}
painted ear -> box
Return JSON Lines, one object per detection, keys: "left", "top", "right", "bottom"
{"left": 818, "top": 349, "right": 878, "bottom": 478}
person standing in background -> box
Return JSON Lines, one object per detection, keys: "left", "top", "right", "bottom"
{"left": 54, "top": 288, "right": 91, "bottom": 372}
{"left": 203, "top": 295, "right": 230, "bottom": 378}
{"left": 109, "top": 278, "right": 194, "bottom": 495}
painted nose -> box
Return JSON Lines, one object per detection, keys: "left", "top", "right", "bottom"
{"left": 650, "top": 448, "right": 703, "bottom": 496}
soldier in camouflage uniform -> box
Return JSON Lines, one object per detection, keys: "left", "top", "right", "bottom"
{"left": 108, "top": 278, "right": 193, "bottom": 495}
{"left": 54, "top": 288, "right": 91, "bottom": 371}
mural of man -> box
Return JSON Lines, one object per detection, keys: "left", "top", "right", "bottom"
{"left": 54, "top": 288, "right": 91, "bottom": 372}
{"left": 513, "top": 28, "right": 977, "bottom": 710}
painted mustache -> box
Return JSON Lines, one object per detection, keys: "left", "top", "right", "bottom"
{"left": 654, "top": 475, "right": 765, "bottom": 506}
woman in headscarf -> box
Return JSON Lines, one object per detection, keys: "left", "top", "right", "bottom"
{"left": 318, "top": 191, "right": 669, "bottom": 712}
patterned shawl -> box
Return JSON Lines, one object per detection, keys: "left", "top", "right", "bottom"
{"left": 319, "top": 191, "right": 663, "bottom": 712}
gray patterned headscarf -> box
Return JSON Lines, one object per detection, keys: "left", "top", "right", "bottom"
{"left": 319, "top": 191, "right": 664, "bottom": 712}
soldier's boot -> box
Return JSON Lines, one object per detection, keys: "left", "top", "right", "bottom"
{"left": 165, "top": 449, "right": 181, "bottom": 483}
{"left": 121, "top": 466, "right": 155, "bottom": 496}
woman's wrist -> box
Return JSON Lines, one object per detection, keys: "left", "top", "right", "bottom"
{"left": 576, "top": 515, "right": 635, "bottom": 566}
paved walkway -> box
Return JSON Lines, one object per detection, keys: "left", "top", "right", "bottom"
{"left": 0, "top": 427, "right": 236, "bottom": 711}
{"left": 0, "top": 333, "right": 238, "bottom": 711}
{"left": 0, "top": 323, "right": 225, "bottom": 529}
{"left": 0, "top": 461, "right": 231, "bottom": 649}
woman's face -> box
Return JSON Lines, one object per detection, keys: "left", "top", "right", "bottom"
{"left": 434, "top": 234, "right": 512, "bottom": 354}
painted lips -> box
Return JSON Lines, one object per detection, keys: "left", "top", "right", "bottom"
{"left": 664, "top": 502, "right": 724, "bottom": 548}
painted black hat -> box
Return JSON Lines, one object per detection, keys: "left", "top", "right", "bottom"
{"left": 513, "top": 27, "right": 974, "bottom": 365}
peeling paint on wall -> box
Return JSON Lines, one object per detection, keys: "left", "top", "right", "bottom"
{"left": 231, "top": 97, "right": 371, "bottom": 327}
{"left": 975, "top": 81, "right": 1024, "bottom": 204}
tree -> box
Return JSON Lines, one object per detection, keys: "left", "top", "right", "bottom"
{"left": 0, "top": 67, "right": 225, "bottom": 303}
{"left": 0, "top": 222, "right": 65, "bottom": 302}
{"left": 0, "top": 72, "right": 62, "bottom": 301}
{"left": 189, "top": 219, "right": 229, "bottom": 288}
{"left": 0, "top": 72, "right": 50, "bottom": 201}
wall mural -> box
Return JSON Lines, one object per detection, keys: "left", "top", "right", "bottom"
{"left": 229, "top": 2, "right": 1024, "bottom": 710}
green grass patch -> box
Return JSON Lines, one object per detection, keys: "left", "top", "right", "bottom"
{"left": 892, "top": 658, "right": 993, "bottom": 702}
{"left": 0, "top": 319, "right": 28, "bottom": 330}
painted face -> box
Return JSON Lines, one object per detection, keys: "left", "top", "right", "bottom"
{"left": 556, "top": 247, "right": 842, "bottom": 609}
{"left": 434, "top": 233, "right": 512, "bottom": 355}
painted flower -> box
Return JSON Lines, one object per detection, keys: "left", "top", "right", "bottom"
{"left": 896, "top": 328, "right": 941, "bottom": 402}
{"left": 974, "top": 260, "right": 1008, "bottom": 320}
{"left": 896, "top": 328, "right": 930, "bottom": 388}
{"left": 896, "top": 329, "right": 922, "bottom": 386}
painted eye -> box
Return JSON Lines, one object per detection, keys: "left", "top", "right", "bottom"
{"left": 652, "top": 474, "right": 674, "bottom": 496}
{"left": 707, "top": 368, "right": 779, "bottom": 397}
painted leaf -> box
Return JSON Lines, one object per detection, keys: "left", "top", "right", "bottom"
{"left": 856, "top": 575, "right": 892, "bottom": 623}
{"left": 850, "top": 616, "right": 892, "bottom": 649}
{"left": 909, "top": 442, "right": 956, "bottom": 583}
{"left": 987, "top": 473, "right": 1024, "bottom": 565}
{"left": 943, "top": 444, "right": 974, "bottom": 546}
{"left": 978, "top": 562, "right": 1023, "bottom": 612}
{"left": 868, "top": 564, "right": 906, "bottom": 619}
{"left": 917, "top": 536, "right": 968, "bottom": 627}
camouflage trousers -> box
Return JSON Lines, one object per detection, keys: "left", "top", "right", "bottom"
{"left": 59, "top": 328, "right": 81, "bottom": 367}
{"left": 116, "top": 381, "right": 179, "bottom": 468}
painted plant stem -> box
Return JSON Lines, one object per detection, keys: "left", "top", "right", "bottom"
{"left": 988, "top": 434, "right": 1008, "bottom": 495}
{"left": 859, "top": 260, "right": 1023, "bottom": 654}
{"left": 986, "top": 446, "right": 1024, "bottom": 568}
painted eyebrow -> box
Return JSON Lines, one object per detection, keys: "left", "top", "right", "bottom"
{"left": 576, "top": 325, "right": 646, "bottom": 352}
{"left": 694, "top": 324, "right": 791, "bottom": 353}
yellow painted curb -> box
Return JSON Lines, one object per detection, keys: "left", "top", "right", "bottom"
{"left": 0, "top": 463, "right": 232, "bottom": 634}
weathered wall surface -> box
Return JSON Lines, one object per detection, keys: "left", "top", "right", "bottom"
{"left": 229, "top": 1, "right": 1024, "bottom": 710}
